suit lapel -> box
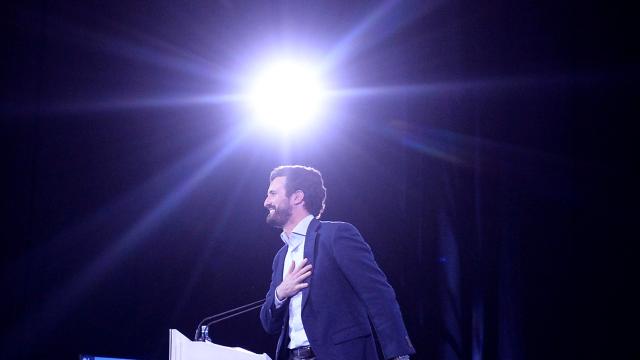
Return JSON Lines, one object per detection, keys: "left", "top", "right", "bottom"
{"left": 301, "top": 219, "right": 319, "bottom": 311}
{"left": 275, "top": 245, "right": 287, "bottom": 286}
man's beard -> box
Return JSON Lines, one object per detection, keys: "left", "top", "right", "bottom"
{"left": 266, "top": 204, "right": 292, "bottom": 228}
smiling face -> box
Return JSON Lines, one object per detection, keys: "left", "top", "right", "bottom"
{"left": 264, "top": 176, "right": 293, "bottom": 228}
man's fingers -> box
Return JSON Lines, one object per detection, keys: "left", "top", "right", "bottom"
{"left": 286, "top": 268, "right": 312, "bottom": 282}
{"left": 293, "top": 264, "right": 313, "bottom": 276}
{"left": 295, "top": 283, "right": 309, "bottom": 291}
{"left": 294, "top": 258, "right": 308, "bottom": 271}
{"left": 297, "top": 270, "right": 312, "bottom": 281}
{"left": 287, "top": 259, "right": 308, "bottom": 275}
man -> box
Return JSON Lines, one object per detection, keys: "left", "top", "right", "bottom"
{"left": 260, "top": 165, "right": 415, "bottom": 360}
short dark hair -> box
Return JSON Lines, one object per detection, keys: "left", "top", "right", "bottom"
{"left": 270, "top": 165, "right": 327, "bottom": 218}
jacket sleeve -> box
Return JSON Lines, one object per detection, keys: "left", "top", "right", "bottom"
{"left": 331, "top": 223, "right": 415, "bottom": 358}
{"left": 260, "top": 250, "right": 288, "bottom": 335}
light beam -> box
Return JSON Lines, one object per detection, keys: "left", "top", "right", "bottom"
{"left": 247, "top": 59, "right": 326, "bottom": 134}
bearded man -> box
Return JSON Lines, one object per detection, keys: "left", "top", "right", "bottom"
{"left": 260, "top": 165, "right": 415, "bottom": 360}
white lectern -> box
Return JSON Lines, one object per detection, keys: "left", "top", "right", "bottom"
{"left": 169, "top": 329, "right": 272, "bottom": 360}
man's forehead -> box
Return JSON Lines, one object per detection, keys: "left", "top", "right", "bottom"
{"left": 268, "top": 176, "right": 286, "bottom": 190}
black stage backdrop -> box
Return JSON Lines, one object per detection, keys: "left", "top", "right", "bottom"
{"left": 1, "top": 1, "right": 634, "bottom": 359}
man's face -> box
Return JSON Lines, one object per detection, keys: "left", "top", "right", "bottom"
{"left": 264, "top": 176, "right": 292, "bottom": 228}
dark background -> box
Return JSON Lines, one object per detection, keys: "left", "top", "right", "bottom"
{"left": 1, "top": 1, "right": 635, "bottom": 359}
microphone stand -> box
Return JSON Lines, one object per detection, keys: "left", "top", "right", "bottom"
{"left": 194, "top": 299, "right": 266, "bottom": 342}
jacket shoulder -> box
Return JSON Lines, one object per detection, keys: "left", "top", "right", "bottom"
{"left": 318, "top": 220, "right": 356, "bottom": 229}
{"left": 315, "top": 220, "right": 362, "bottom": 244}
{"left": 317, "top": 220, "right": 361, "bottom": 235}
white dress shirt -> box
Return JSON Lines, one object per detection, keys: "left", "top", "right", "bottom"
{"left": 274, "top": 214, "right": 314, "bottom": 349}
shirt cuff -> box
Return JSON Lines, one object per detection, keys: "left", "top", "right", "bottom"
{"left": 274, "top": 291, "right": 285, "bottom": 308}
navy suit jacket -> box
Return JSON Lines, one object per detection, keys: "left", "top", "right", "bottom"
{"left": 260, "top": 219, "right": 415, "bottom": 360}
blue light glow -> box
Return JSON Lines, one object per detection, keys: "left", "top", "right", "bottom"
{"left": 247, "top": 59, "right": 327, "bottom": 134}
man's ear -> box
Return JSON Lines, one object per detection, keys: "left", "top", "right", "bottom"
{"left": 292, "top": 190, "right": 305, "bottom": 206}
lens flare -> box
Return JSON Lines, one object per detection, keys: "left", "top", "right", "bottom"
{"left": 248, "top": 60, "right": 325, "bottom": 133}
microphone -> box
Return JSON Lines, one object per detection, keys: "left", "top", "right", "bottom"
{"left": 194, "top": 299, "right": 266, "bottom": 342}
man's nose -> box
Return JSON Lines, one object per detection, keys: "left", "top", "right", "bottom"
{"left": 263, "top": 198, "right": 270, "bottom": 208}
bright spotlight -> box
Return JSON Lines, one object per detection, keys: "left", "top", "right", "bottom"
{"left": 248, "top": 59, "right": 326, "bottom": 133}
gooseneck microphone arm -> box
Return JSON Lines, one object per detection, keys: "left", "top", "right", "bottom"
{"left": 194, "top": 299, "right": 266, "bottom": 341}
{"left": 205, "top": 302, "right": 265, "bottom": 326}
